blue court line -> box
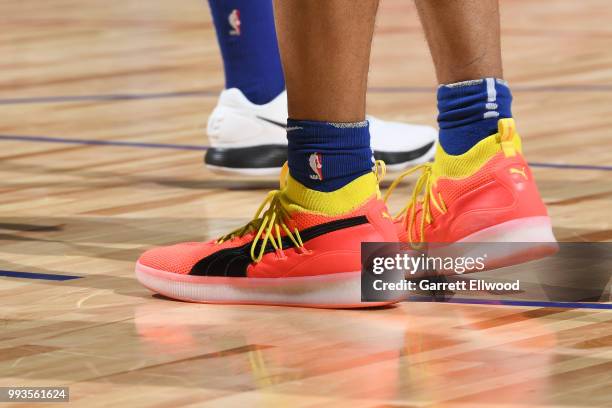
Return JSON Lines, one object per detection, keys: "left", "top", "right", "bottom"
{"left": 0, "top": 270, "right": 82, "bottom": 281}
{"left": 1, "top": 84, "right": 612, "bottom": 106}
{"left": 1, "top": 133, "right": 611, "bottom": 172}
{"left": 409, "top": 296, "right": 612, "bottom": 310}
{"left": 0, "top": 134, "right": 206, "bottom": 151}
{"left": 0, "top": 267, "right": 607, "bottom": 308}
{"left": 0, "top": 90, "right": 219, "bottom": 105}
{"left": 528, "top": 162, "right": 612, "bottom": 171}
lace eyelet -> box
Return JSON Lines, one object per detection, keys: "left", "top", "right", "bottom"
{"left": 296, "top": 246, "right": 311, "bottom": 255}
{"left": 275, "top": 249, "right": 287, "bottom": 260}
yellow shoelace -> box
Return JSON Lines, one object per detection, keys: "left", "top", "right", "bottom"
{"left": 383, "top": 163, "right": 447, "bottom": 247}
{"left": 216, "top": 161, "right": 388, "bottom": 263}
{"left": 216, "top": 164, "right": 306, "bottom": 262}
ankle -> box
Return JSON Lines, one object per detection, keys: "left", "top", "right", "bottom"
{"left": 437, "top": 78, "right": 512, "bottom": 155}
{"left": 287, "top": 119, "right": 374, "bottom": 192}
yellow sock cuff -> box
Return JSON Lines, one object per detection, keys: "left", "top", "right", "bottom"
{"left": 281, "top": 172, "right": 379, "bottom": 216}
{"left": 432, "top": 118, "right": 523, "bottom": 180}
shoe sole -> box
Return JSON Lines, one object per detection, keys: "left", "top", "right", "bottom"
{"left": 204, "top": 144, "right": 287, "bottom": 176}
{"left": 428, "top": 216, "right": 559, "bottom": 274}
{"left": 135, "top": 263, "right": 406, "bottom": 308}
{"left": 204, "top": 142, "right": 436, "bottom": 176}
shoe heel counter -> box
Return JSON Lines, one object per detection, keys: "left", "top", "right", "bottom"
{"left": 494, "top": 155, "right": 548, "bottom": 217}
{"left": 206, "top": 106, "right": 225, "bottom": 144}
{"left": 206, "top": 105, "right": 286, "bottom": 148}
{"left": 206, "top": 106, "right": 253, "bottom": 146}
{"left": 454, "top": 154, "right": 548, "bottom": 217}
{"left": 446, "top": 155, "right": 548, "bottom": 241}
{"left": 207, "top": 90, "right": 250, "bottom": 141}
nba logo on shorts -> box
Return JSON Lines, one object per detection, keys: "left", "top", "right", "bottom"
{"left": 228, "top": 9, "right": 241, "bottom": 36}
{"left": 309, "top": 153, "right": 323, "bottom": 180}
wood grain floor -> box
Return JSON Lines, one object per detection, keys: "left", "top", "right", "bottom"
{"left": 0, "top": 0, "right": 611, "bottom": 406}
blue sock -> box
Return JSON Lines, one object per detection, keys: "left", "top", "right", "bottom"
{"left": 287, "top": 120, "right": 374, "bottom": 192}
{"left": 437, "top": 78, "right": 513, "bottom": 155}
{"left": 207, "top": 0, "right": 285, "bottom": 104}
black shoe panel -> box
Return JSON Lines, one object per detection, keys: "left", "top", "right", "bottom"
{"left": 190, "top": 216, "right": 368, "bottom": 277}
{"left": 205, "top": 145, "right": 287, "bottom": 169}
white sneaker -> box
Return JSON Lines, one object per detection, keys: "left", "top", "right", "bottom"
{"left": 204, "top": 88, "right": 437, "bottom": 175}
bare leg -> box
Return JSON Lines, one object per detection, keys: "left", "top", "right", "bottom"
{"left": 273, "top": 0, "right": 379, "bottom": 122}
{"left": 414, "top": 0, "right": 503, "bottom": 84}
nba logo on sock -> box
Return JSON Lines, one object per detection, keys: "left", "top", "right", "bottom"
{"left": 228, "top": 9, "right": 241, "bottom": 36}
{"left": 309, "top": 153, "right": 323, "bottom": 180}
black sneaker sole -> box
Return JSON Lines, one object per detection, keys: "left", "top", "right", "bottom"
{"left": 204, "top": 142, "right": 435, "bottom": 172}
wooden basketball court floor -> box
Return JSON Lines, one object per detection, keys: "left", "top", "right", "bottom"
{"left": 1, "top": 0, "right": 611, "bottom": 406}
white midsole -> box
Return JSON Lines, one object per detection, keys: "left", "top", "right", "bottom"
{"left": 427, "top": 216, "right": 558, "bottom": 273}
{"left": 458, "top": 216, "right": 556, "bottom": 243}
{"left": 135, "top": 263, "right": 406, "bottom": 307}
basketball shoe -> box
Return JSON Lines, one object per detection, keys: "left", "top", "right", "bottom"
{"left": 385, "top": 118, "right": 557, "bottom": 270}
{"left": 204, "top": 88, "right": 437, "bottom": 175}
{"left": 135, "top": 164, "right": 405, "bottom": 307}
